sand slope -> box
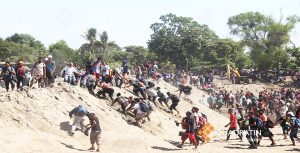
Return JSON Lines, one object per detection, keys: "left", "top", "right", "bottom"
{"left": 0, "top": 79, "right": 298, "bottom": 153}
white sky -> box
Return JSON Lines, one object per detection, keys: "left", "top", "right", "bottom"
{"left": 0, "top": 0, "right": 300, "bottom": 49}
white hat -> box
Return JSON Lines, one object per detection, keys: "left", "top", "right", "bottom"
{"left": 48, "top": 55, "right": 53, "bottom": 58}
{"left": 287, "top": 112, "right": 295, "bottom": 116}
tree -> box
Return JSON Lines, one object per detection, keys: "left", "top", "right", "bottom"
{"left": 228, "top": 12, "right": 299, "bottom": 71}
{"left": 96, "top": 31, "right": 117, "bottom": 60}
{"left": 0, "top": 40, "right": 42, "bottom": 63}
{"left": 83, "top": 28, "right": 97, "bottom": 61}
{"left": 202, "top": 39, "right": 249, "bottom": 69}
{"left": 48, "top": 40, "right": 80, "bottom": 70}
{"left": 124, "top": 46, "right": 149, "bottom": 65}
{"left": 6, "top": 33, "right": 46, "bottom": 52}
{"left": 148, "top": 13, "right": 218, "bottom": 70}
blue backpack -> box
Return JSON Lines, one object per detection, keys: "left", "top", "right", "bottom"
{"left": 256, "top": 118, "right": 264, "bottom": 129}
{"left": 77, "top": 105, "right": 87, "bottom": 115}
{"left": 291, "top": 117, "right": 300, "bottom": 128}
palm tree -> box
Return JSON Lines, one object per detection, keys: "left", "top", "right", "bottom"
{"left": 83, "top": 28, "right": 97, "bottom": 61}
{"left": 97, "top": 31, "right": 117, "bottom": 59}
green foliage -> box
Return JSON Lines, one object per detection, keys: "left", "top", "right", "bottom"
{"left": 228, "top": 12, "right": 299, "bottom": 70}
{"left": 0, "top": 35, "right": 47, "bottom": 63}
{"left": 48, "top": 40, "right": 81, "bottom": 69}
{"left": 148, "top": 13, "right": 218, "bottom": 70}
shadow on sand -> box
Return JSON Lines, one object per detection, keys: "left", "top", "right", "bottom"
{"left": 60, "top": 121, "right": 71, "bottom": 132}
{"left": 60, "top": 142, "right": 87, "bottom": 152}
{"left": 151, "top": 146, "right": 185, "bottom": 151}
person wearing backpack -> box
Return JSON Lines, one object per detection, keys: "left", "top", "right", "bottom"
{"left": 133, "top": 100, "right": 154, "bottom": 127}
{"left": 191, "top": 107, "right": 205, "bottom": 145}
{"left": 1, "top": 61, "right": 16, "bottom": 92}
{"left": 83, "top": 70, "right": 96, "bottom": 95}
{"left": 287, "top": 112, "right": 300, "bottom": 146}
{"left": 166, "top": 92, "right": 180, "bottom": 115}
{"left": 276, "top": 111, "right": 290, "bottom": 140}
{"left": 16, "top": 61, "right": 31, "bottom": 89}
{"left": 178, "top": 111, "right": 197, "bottom": 149}
{"left": 69, "top": 105, "right": 89, "bottom": 135}
{"left": 258, "top": 109, "right": 275, "bottom": 146}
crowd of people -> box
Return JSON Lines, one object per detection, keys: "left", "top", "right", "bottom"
{"left": 1, "top": 55, "right": 300, "bottom": 151}
{"left": 205, "top": 82, "right": 300, "bottom": 148}
{"left": 0, "top": 56, "right": 56, "bottom": 91}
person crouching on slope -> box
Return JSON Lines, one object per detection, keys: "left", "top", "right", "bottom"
{"left": 69, "top": 105, "right": 89, "bottom": 136}
{"left": 178, "top": 111, "right": 197, "bottom": 149}
{"left": 133, "top": 100, "right": 154, "bottom": 127}
{"left": 97, "top": 81, "right": 114, "bottom": 102}
{"left": 86, "top": 113, "right": 102, "bottom": 152}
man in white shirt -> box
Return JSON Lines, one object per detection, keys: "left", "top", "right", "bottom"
{"left": 62, "top": 63, "right": 79, "bottom": 85}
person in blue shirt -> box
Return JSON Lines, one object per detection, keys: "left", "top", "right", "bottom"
{"left": 1, "top": 62, "right": 16, "bottom": 92}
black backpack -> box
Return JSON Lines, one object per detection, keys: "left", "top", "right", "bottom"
{"left": 147, "top": 81, "right": 155, "bottom": 88}
{"left": 266, "top": 118, "right": 274, "bottom": 128}
{"left": 139, "top": 102, "right": 153, "bottom": 112}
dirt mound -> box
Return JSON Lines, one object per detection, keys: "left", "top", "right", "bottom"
{"left": 0, "top": 78, "right": 295, "bottom": 153}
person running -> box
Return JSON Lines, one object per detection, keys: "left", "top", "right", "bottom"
{"left": 258, "top": 109, "right": 275, "bottom": 146}
{"left": 97, "top": 81, "right": 114, "bottom": 101}
{"left": 156, "top": 87, "right": 169, "bottom": 108}
{"left": 15, "top": 61, "right": 31, "bottom": 89}
{"left": 191, "top": 107, "right": 206, "bottom": 145}
{"left": 166, "top": 92, "right": 180, "bottom": 114}
{"left": 225, "top": 108, "right": 243, "bottom": 141}
{"left": 133, "top": 100, "right": 154, "bottom": 127}
{"left": 246, "top": 111, "right": 258, "bottom": 149}
{"left": 178, "top": 111, "right": 197, "bottom": 149}
{"left": 287, "top": 112, "right": 300, "bottom": 146}
{"left": 86, "top": 113, "right": 101, "bottom": 152}
{"left": 68, "top": 105, "right": 89, "bottom": 135}
{"left": 111, "top": 93, "right": 129, "bottom": 116}
{"left": 1, "top": 61, "right": 16, "bottom": 91}
{"left": 31, "top": 57, "right": 46, "bottom": 88}
{"left": 276, "top": 111, "right": 290, "bottom": 140}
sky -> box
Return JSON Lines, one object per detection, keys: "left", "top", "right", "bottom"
{"left": 0, "top": 0, "right": 300, "bottom": 49}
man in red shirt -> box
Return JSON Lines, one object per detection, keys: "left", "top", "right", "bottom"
{"left": 225, "top": 108, "right": 242, "bottom": 141}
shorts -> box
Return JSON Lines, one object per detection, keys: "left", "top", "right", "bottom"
{"left": 181, "top": 132, "right": 197, "bottom": 145}
{"left": 170, "top": 103, "right": 178, "bottom": 110}
{"left": 90, "top": 131, "right": 101, "bottom": 145}
{"left": 135, "top": 112, "right": 148, "bottom": 120}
